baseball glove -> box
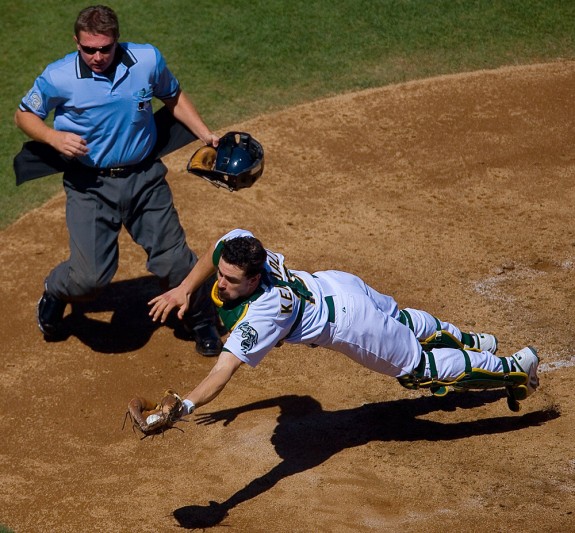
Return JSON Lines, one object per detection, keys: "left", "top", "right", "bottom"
{"left": 125, "top": 389, "right": 184, "bottom": 438}
{"left": 187, "top": 131, "right": 264, "bottom": 191}
{"left": 188, "top": 145, "right": 217, "bottom": 173}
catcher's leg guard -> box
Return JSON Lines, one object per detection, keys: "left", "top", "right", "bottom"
{"left": 419, "top": 329, "right": 499, "bottom": 354}
{"left": 399, "top": 310, "right": 468, "bottom": 351}
{"left": 398, "top": 310, "right": 498, "bottom": 353}
{"left": 397, "top": 350, "right": 531, "bottom": 411}
{"left": 419, "top": 330, "right": 467, "bottom": 351}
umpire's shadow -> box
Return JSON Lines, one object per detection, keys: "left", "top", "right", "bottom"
{"left": 173, "top": 392, "right": 559, "bottom": 529}
{"left": 61, "top": 275, "right": 175, "bottom": 353}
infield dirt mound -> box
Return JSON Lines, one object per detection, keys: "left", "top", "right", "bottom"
{"left": 1, "top": 61, "right": 574, "bottom": 532}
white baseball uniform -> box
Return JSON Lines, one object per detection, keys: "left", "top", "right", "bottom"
{"left": 215, "top": 229, "right": 511, "bottom": 380}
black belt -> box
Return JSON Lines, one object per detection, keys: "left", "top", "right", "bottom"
{"left": 95, "top": 166, "right": 136, "bottom": 178}
{"left": 81, "top": 160, "right": 153, "bottom": 178}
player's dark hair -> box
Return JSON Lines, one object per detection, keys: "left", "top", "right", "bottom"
{"left": 221, "top": 237, "right": 267, "bottom": 278}
{"left": 75, "top": 5, "right": 119, "bottom": 40}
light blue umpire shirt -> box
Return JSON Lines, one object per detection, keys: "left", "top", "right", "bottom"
{"left": 19, "top": 43, "right": 180, "bottom": 169}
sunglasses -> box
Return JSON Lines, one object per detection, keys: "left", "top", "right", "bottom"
{"left": 79, "top": 42, "right": 116, "bottom": 55}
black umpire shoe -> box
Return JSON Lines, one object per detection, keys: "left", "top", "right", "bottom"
{"left": 37, "top": 291, "right": 67, "bottom": 340}
{"left": 191, "top": 321, "right": 223, "bottom": 357}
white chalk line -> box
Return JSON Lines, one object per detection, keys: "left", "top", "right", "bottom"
{"left": 539, "top": 356, "right": 575, "bottom": 373}
{"left": 471, "top": 262, "right": 575, "bottom": 375}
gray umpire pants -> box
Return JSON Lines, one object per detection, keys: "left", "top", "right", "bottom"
{"left": 46, "top": 159, "right": 214, "bottom": 323}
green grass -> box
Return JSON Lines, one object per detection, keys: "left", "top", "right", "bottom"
{"left": 1, "top": 0, "right": 574, "bottom": 228}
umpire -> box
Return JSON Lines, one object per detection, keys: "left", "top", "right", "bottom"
{"left": 14, "top": 5, "right": 222, "bottom": 356}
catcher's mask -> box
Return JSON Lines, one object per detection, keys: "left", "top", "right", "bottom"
{"left": 187, "top": 131, "right": 264, "bottom": 191}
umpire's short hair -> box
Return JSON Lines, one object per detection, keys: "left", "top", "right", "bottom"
{"left": 75, "top": 5, "right": 120, "bottom": 40}
{"left": 221, "top": 237, "right": 267, "bottom": 278}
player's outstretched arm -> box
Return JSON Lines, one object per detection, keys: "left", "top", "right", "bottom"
{"left": 184, "top": 351, "right": 244, "bottom": 412}
{"left": 126, "top": 352, "right": 243, "bottom": 436}
{"left": 148, "top": 238, "right": 218, "bottom": 322}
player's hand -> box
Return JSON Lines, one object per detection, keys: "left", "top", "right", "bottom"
{"left": 50, "top": 130, "right": 89, "bottom": 158}
{"left": 148, "top": 286, "right": 190, "bottom": 323}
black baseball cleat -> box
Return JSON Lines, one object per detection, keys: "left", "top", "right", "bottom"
{"left": 37, "top": 291, "right": 67, "bottom": 340}
{"left": 192, "top": 321, "right": 223, "bottom": 357}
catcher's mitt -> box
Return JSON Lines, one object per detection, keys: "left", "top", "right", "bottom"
{"left": 189, "top": 145, "right": 217, "bottom": 173}
{"left": 187, "top": 131, "right": 264, "bottom": 191}
{"left": 125, "top": 389, "right": 184, "bottom": 438}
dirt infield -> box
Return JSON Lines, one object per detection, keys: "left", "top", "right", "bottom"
{"left": 2, "top": 61, "right": 575, "bottom": 532}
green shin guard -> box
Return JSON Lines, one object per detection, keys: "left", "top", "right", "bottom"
{"left": 398, "top": 311, "right": 479, "bottom": 352}
{"left": 420, "top": 330, "right": 468, "bottom": 351}
{"left": 397, "top": 351, "right": 529, "bottom": 411}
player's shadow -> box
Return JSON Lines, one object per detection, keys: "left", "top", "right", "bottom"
{"left": 173, "top": 392, "right": 559, "bottom": 529}
{"left": 59, "top": 275, "right": 176, "bottom": 353}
